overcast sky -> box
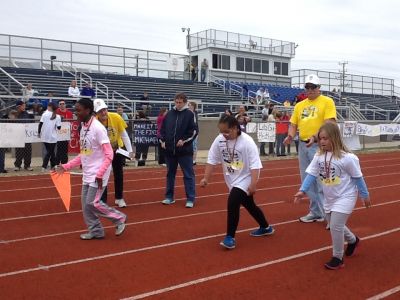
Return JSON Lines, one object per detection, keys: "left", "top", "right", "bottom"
{"left": 2, "top": 0, "right": 400, "bottom": 84}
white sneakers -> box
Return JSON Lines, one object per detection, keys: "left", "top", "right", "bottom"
{"left": 115, "top": 199, "right": 127, "bottom": 208}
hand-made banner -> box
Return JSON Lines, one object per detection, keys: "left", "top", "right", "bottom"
{"left": 133, "top": 121, "right": 158, "bottom": 146}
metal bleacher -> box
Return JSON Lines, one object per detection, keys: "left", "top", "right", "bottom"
{"left": 0, "top": 67, "right": 245, "bottom": 116}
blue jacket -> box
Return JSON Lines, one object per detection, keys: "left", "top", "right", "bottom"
{"left": 160, "top": 106, "right": 196, "bottom": 156}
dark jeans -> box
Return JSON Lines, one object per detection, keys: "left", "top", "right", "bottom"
{"left": 259, "top": 142, "right": 266, "bottom": 155}
{"left": 15, "top": 143, "right": 32, "bottom": 168}
{"left": 0, "top": 148, "right": 5, "bottom": 172}
{"left": 268, "top": 142, "right": 274, "bottom": 155}
{"left": 101, "top": 152, "right": 124, "bottom": 203}
{"left": 227, "top": 187, "right": 269, "bottom": 238}
{"left": 135, "top": 143, "right": 149, "bottom": 161}
{"left": 43, "top": 142, "right": 57, "bottom": 168}
{"left": 56, "top": 140, "right": 69, "bottom": 164}
{"left": 275, "top": 133, "right": 287, "bottom": 156}
{"left": 157, "top": 144, "right": 166, "bottom": 165}
{"left": 165, "top": 154, "right": 195, "bottom": 202}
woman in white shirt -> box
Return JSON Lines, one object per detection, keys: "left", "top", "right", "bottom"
{"left": 38, "top": 102, "right": 61, "bottom": 171}
{"left": 68, "top": 80, "right": 80, "bottom": 97}
{"left": 200, "top": 115, "right": 274, "bottom": 249}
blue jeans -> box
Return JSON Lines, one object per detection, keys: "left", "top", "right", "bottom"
{"left": 298, "top": 141, "right": 324, "bottom": 217}
{"left": 165, "top": 154, "right": 195, "bottom": 202}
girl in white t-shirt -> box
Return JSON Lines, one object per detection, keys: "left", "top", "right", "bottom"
{"left": 200, "top": 115, "right": 274, "bottom": 249}
{"left": 294, "top": 122, "right": 371, "bottom": 270}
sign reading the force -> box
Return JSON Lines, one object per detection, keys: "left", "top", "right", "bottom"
{"left": 133, "top": 121, "right": 158, "bottom": 146}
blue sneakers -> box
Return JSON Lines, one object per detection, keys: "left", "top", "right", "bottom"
{"left": 161, "top": 199, "right": 175, "bottom": 205}
{"left": 220, "top": 236, "right": 236, "bottom": 249}
{"left": 250, "top": 226, "right": 275, "bottom": 237}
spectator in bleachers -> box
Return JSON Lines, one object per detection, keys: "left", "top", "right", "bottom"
{"left": 256, "top": 87, "right": 269, "bottom": 105}
{"left": 283, "top": 99, "right": 291, "bottom": 107}
{"left": 56, "top": 100, "right": 73, "bottom": 164}
{"left": 200, "top": 59, "right": 208, "bottom": 82}
{"left": 14, "top": 100, "right": 34, "bottom": 171}
{"left": 68, "top": 80, "right": 80, "bottom": 97}
{"left": 116, "top": 105, "right": 129, "bottom": 124}
{"left": 80, "top": 82, "right": 96, "bottom": 98}
{"left": 139, "top": 91, "right": 152, "bottom": 116}
{"left": 38, "top": 102, "right": 62, "bottom": 171}
{"left": 242, "top": 83, "right": 249, "bottom": 98}
{"left": 40, "top": 92, "right": 55, "bottom": 110}
{"left": 224, "top": 108, "right": 233, "bottom": 116}
{"left": 235, "top": 105, "right": 251, "bottom": 133}
{"left": 22, "top": 83, "right": 37, "bottom": 101}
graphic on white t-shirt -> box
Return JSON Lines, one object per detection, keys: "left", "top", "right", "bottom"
{"left": 219, "top": 141, "right": 244, "bottom": 174}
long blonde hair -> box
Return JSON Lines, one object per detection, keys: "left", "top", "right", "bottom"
{"left": 317, "top": 122, "right": 350, "bottom": 158}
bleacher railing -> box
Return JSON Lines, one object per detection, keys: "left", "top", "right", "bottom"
{"left": 0, "top": 33, "right": 187, "bottom": 80}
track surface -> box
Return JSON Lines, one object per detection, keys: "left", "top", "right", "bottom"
{"left": 1, "top": 152, "right": 399, "bottom": 299}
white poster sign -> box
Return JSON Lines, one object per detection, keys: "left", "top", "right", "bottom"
{"left": 343, "top": 121, "right": 357, "bottom": 138}
{"left": 0, "top": 123, "right": 26, "bottom": 147}
{"left": 257, "top": 122, "right": 276, "bottom": 142}
{"left": 246, "top": 122, "right": 257, "bottom": 133}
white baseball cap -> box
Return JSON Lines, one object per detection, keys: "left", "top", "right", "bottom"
{"left": 305, "top": 74, "right": 320, "bottom": 86}
{"left": 93, "top": 98, "right": 108, "bottom": 113}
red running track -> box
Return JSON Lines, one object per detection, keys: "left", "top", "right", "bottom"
{"left": 0, "top": 151, "right": 400, "bottom": 299}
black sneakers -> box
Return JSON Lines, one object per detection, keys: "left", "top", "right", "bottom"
{"left": 324, "top": 257, "right": 344, "bottom": 270}
{"left": 345, "top": 236, "right": 360, "bottom": 257}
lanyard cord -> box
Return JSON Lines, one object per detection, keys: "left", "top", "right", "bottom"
{"left": 225, "top": 138, "right": 238, "bottom": 163}
{"left": 324, "top": 151, "right": 333, "bottom": 179}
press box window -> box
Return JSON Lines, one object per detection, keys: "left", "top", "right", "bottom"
{"left": 212, "top": 54, "right": 230, "bottom": 70}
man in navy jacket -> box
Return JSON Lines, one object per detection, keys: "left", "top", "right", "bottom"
{"left": 160, "top": 93, "right": 197, "bottom": 208}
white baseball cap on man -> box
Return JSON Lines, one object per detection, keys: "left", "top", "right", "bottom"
{"left": 305, "top": 74, "right": 320, "bottom": 86}
{"left": 93, "top": 98, "right": 108, "bottom": 113}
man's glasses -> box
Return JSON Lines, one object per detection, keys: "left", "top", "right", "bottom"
{"left": 305, "top": 85, "right": 318, "bottom": 90}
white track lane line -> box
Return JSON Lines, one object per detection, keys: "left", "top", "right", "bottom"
{"left": 0, "top": 201, "right": 283, "bottom": 244}
{"left": 1, "top": 159, "right": 399, "bottom": 190}
{"left": 0, "top": 200, "right": 399, "bottom": 279}
{"left": 2, "top": 181, "right": 399, "bottom": 222}
{"left": 120, "top": 226, "right": 400, "bottom": 300}
{"left": 1, "top": 198, "right": 398, "bottom": 245}
{"left": 366, "top": 285, "right": 400, "bottom": 300}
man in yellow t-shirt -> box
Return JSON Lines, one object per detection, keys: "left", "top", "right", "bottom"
{"left": 94, "top": 99, "right": 133, "bottom": 208}
{"left": 284, "top": 74, "right": 337, "bottom": 223}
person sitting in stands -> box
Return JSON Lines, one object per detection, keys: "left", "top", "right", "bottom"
{"left": 139, "top": 91, "right": 152, "bottom": 116}
{"left": 80, "top": 82, "right": 96, "bottom": 98}
{"left": 68, "top": 80, "right": 80, "bottom": 98}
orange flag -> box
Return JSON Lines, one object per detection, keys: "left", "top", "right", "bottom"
{"left": 50, "top": 171, "right": 71, "bottom": 211}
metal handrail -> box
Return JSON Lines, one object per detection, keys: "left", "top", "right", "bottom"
{"left": 80, "top": 72, "right": 93, "bottom": 87}
{"left": 96, "top": 81, "right": 109, "bottom": 99}
{"left": 0, "top": 67, "right": 25, "bottom": 88}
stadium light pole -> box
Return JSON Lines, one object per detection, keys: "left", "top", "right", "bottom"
{"left": 182, "top": 27, "right": 191, "bottom": 80}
